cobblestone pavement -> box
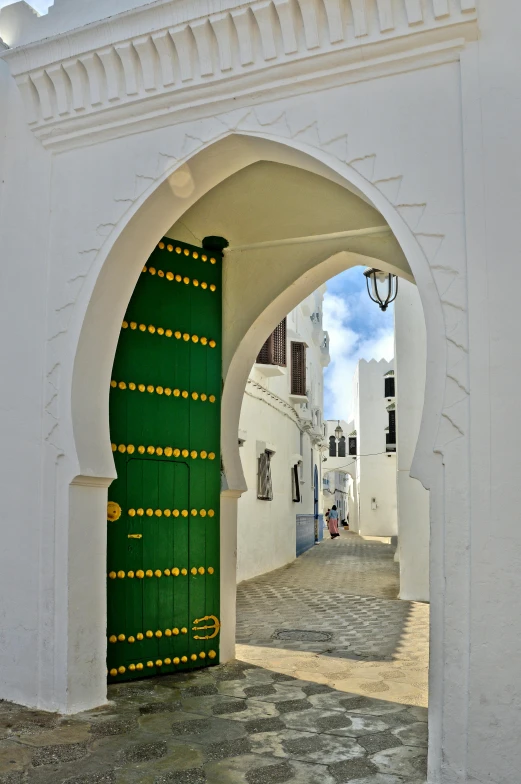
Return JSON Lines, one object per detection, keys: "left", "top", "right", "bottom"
{"left": 0, "top": 532, "right": 428, "bottom": 784}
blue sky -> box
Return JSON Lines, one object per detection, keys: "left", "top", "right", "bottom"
{"left": 0, "top": 0, "right": 51, "bottom": 11}
{"left": 322, "top": 268, "right": 394, "bottom": 423}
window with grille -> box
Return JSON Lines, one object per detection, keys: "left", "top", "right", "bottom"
{"left": 329, "top": 435, "right": 336, "bottom": 457}
{"left": 385, "top": 377, "right": 395, "bottom": 397}
{"left": 292, "top": 464, "right": 301, "bottom": 502}
{"left": 257, "top": 451, "right": 273, "bottom": 500}
{"left": 291, "top": 342, "right": 306, "bottom": 395}
{"left": 338, "top": 436, "right": 346, "bottom": 457}
{"left": 256, "top": 318, "right": 287, "bottom": 366}
{"left": 386, "top": 410, "right": 396, "bottom": 452}
{"left": 349, "top": 437, "right": 357, "bottom": 456}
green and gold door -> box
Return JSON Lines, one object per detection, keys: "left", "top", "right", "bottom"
{"left": 107, "top": 238, "right": 222, "bottom": 681}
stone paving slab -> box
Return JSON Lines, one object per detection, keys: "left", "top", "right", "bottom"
{"left": 237, "top": 532, "right": 429, "bottom": 712}
{"left": 0, "top": 531, "right": 427, "bottom": 783}
{"left": 0, "top": 665, "right": 427, "bottom": 783}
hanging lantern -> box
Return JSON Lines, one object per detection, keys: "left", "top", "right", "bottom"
{"left": 363, "top": 268, "right": 398, "bottom": 312}
{"left": 335, "top": 422, "right": 343, "bottom": 440}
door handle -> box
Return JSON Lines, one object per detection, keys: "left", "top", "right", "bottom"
{"left": 128, "top": 534, "right": 143, "bottom": 539}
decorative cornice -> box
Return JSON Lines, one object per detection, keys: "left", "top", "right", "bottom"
{"left": 0, "top": 0, "right": 478, "bottom": 150}
{"left": 247, "top": 377, "right": 326, "bottom": 441}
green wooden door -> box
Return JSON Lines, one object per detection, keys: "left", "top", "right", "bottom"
{"left": 107, "top": 238, "right": 222, "bottom": 681}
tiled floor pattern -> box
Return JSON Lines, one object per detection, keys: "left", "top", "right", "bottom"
{"left": 236, "top": 532, "right": 429, "bottom": 709}
{"left": 0, "top": 532, "right": 428, "bottom": 783}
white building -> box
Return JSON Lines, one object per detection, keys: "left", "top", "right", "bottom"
{"left": 236, "top": 288, "right": 330, "bottom": 582}
{"left": 322, "top": 419, "right": 352, "bottom": 525}
{"left": 352, "top": 359, "right": 398, "bottom": 538}
{"left": 1, "top": 3, "right": 521, "bottom": 779}
{"left": 322, "top": 469, "right": 348, "bottom": 524}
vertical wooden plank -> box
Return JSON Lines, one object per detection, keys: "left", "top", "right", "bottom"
{"left": 204, "top": 252, "right": 222, "bottom": 663}
{"left": 173, "top": 461, "right": 190, "bottom": 665}
{"left": 125, "top": 458, "right": 144, "bottom": 667}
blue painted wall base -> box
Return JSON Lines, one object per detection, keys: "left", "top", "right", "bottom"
{"left": 296, "top": 514, "right": 324, "bottom": 557}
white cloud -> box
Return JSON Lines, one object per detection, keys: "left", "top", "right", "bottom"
{"left": 323, "top": 290, "right": 394, "bottom": 421}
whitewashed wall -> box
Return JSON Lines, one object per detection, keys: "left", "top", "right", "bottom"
{"left": 237, "top": 289, "right": 329, "bottom": 582}
{"left": 394, "top": 280, "right": 430, "bottom": 602}
{"left": 0, "top": 51, "right": 7, "bottom": 195}
{"left": 353, "top": 359, "right": 398, "bottom": 537}
{"left": 347, "top": 475, "right": 359, "bottom": 534}
{"left": 1, "top": 1, "right": 521, "bottom": 780}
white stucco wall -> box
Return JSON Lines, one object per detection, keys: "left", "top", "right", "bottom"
{"left": 2, "top": 1, "right": 521, "bottom": 780}
{"left": 353, "top": 359, "right": 398, "bottom": 537}
{"left": 0, "top": 52, "right": 7, "bottom": 196}
{"left": 0, "top": 48, "right": 58, "bottom": 710}
{"left": 236, "top": 289, "right": 329, "bottom": 582}
{"left": 394, "top": 280, "right": 430, "bottom": 602}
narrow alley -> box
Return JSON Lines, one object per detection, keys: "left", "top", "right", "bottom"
{"left": 0, "top": 534, "right": 428, "bottom": 784}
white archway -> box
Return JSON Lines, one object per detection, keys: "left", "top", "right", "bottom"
{"left": 72, "top": 133, "right": 445, "bottom": 496}
{"left": 59, "top": 126, "right": 455, "bottom": 783}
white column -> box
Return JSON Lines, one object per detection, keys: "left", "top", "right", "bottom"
{"left": 394, "top": 280, "right": 430, "bottom": 602}
{"left": 219, "top": 490, "right": 239, "bottom": 662}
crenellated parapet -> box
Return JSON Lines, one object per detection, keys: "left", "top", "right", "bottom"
{"left": 0, "top": 0, "right": 477, "bottom": 150}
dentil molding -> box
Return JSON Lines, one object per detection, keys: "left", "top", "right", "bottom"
{"left": 0, "top": 0, "right": 477, "bottom": 150}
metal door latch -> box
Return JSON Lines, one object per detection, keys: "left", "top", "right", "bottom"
{"left": 128, "top": 534, "right": 143, "bottom": 539}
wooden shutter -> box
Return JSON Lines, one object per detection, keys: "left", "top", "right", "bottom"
{"left": 291, "top": 342, "right": 306, "bottom": 395}
{"left": 256, "top": 338, "right": 271, "bottom": 364}
{"left": 257, "top": 451, "right": 273, "bottom": 500}
{"left": 338, "top": 436, "right": 346, "bottom": 457}
{"left": 273, "top": 318, "right": 286, "bottom": 366}
{"left": 386, "top": 410, "right": 396, "bottom": 451}
{"left": 349, "top": 437, "right": 357, "bottom": 456}
{"left": 292, "top": 464, "right": 301, "bottom": 502}
{"left": 385, "top": 377, "right": 395, "bottom": 397}
{"left": 329, "top": 436, "right": 337, "bottom": 457}
{"left": 256, "top": 318, "right": 286, "bottom": 366}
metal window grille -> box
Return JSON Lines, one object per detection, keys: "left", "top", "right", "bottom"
{"left": 291, "top": 342, "right": 306, "bottom": 395}
{"left": 385, "top": 377, "right": 395, "bottom": 397}
{"left": 349, "top": 437, "right": 357, "bottom": 456}
{"left": 338, "top": 436, "right": 346, "bottom": 457}
{"left": 292, "top": 464, "right": 301, "bottom": 502}
{"left": 257, "top": 451, "right": 273, "bottom": 500}
{"left": 386, "top": 411, "right": 396, "bottom": 452}
{"left": 329, "top": 435, "right": 337, "bottom": 457}
{"left": 256, "top": 318, "right": 287, "bottom": 366}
